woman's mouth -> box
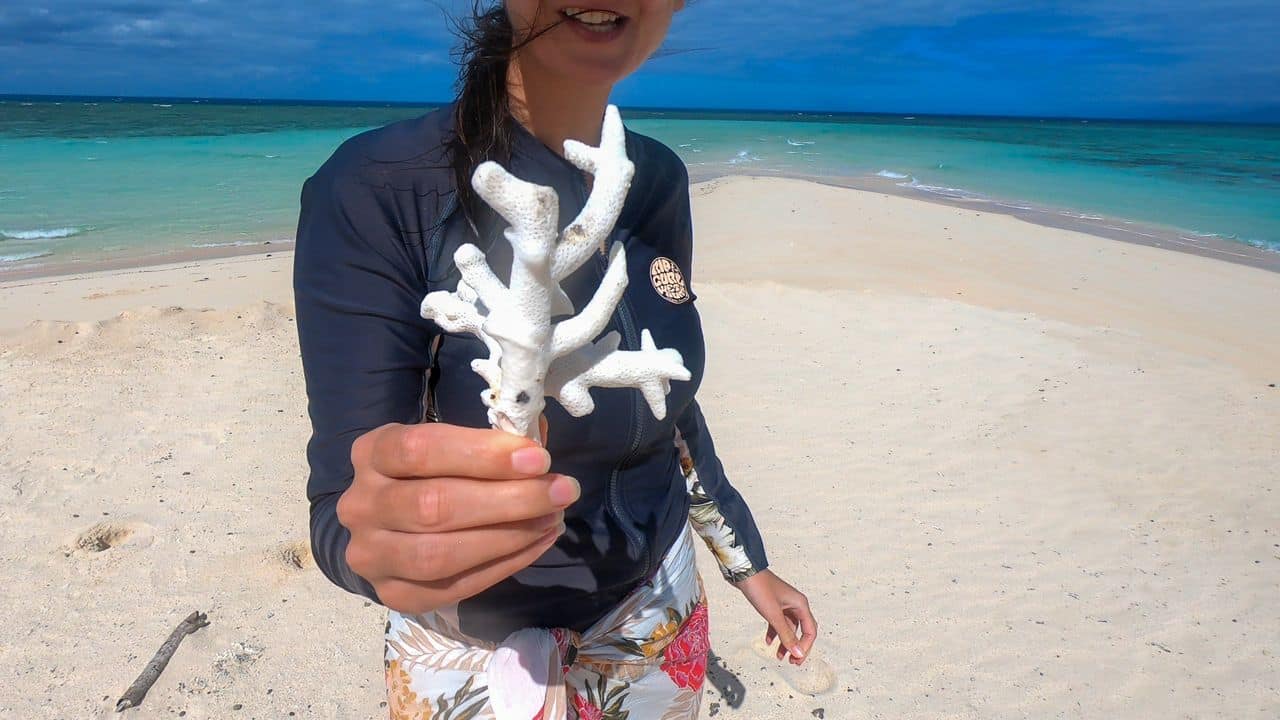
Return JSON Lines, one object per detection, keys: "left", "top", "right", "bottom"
{"left": 561, "top": 7, "right": 629, "bottom": 34}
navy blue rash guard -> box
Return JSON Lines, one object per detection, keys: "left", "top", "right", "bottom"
{"left": 293, "top": 103, "right": 767, "bottom": 642}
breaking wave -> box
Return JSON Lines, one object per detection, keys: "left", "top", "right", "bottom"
{"left": 0, "top": 226, "right": 86, "bottom": 241}
{"left": 896, "top": 177, "right": 987, "bottom": 200}
{"left": 190, "top": 239, "right": 276, "bottom": 248}
{"left": 0, "top": 249, "right": 54, "bottom": 263}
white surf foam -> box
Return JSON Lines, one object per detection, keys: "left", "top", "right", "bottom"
{"left": 1, "top": 249, "right": 54, "bottom": 263}
{"left": 190, "top": 240, "right": 274, "bottom": 248}
{"left": 1, "top": 226, "right": 86, "bottom": 241}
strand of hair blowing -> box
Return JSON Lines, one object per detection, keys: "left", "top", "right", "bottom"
{"left": 449, "top": 4, "right": 513, "bottom": 229}
{"left": 448, "top": 2, "right": 559, "bottom": 230}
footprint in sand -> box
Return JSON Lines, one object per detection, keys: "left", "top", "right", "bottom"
{"left": 268, "top": 539, "right": 313, "bottom": 572}
{"left": 83, "top": 288, "right": 136, "bottom": 300}
{"left": 83, "top": 284, "right": 170, "bottom": 301}
{"left": 736, "top": 635, "right": 837, "bottom": 696}
{"left": 65, "top": 520, "right": 154, "bottom": 556}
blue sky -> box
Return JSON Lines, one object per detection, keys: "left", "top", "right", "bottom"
{"left": 1, "top": 1, "right": 1277, "bottom": 120}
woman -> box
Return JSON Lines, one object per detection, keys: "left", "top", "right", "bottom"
{"left": 293, "top": 2, "right": 817, "bottom": 718}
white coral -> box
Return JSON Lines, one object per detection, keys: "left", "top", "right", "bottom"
{"left": 420, "top": 105, "right": 691, "bottom": 442}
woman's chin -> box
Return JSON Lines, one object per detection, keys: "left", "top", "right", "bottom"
{"left": 543, "top": 54, "right": 635, "bottom": 89}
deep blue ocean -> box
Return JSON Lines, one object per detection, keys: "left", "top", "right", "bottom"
{"left": 1, "top": 96, "right": 1277, "bottom": 275}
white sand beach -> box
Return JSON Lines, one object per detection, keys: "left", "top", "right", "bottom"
{"left": 1, "top": 177, "right": 1277, "bottom": 719}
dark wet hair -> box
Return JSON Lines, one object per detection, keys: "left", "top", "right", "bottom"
{"left": 447, "top": 2, "right": 561, "bottom": 230}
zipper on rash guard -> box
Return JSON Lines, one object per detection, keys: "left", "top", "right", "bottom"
{"left": 600, "top": 252, "right": 651, "bottom": 583}
{"left": 575, "top": 171, "right": 652, "bottom": 586}
{"left": 420, "top": 335, "right": 443, "bottom": 423}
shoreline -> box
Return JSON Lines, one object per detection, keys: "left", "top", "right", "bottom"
{"left": 689, "top": 168, "right": 1280, "bottom": 274}
{"left": 5, "top": 173, "right": 1277, "bottom": 382}
{"left": 0, "top": 240, "right": 295, "bottom": 284}
{"left": 4, "top": 172, "right": 1276, "bottom": 284}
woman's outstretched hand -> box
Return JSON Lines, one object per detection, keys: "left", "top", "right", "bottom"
{"left": 735, "top": 570, "right": 818, "bottom": 665}
{"left": 337, "top": 419, "right": 578, "bottom": 616}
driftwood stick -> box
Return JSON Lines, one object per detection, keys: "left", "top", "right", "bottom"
{"left": 116, "top": 610, "right": 210, "bottom": 712}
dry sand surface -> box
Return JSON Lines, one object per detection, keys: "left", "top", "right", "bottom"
{"left": 1, "top": 176, "right": 1277, "bottom": 719}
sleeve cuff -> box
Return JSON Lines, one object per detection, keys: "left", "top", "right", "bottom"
{"left": 309, "top": 493, "right": 383, "bottom": 605}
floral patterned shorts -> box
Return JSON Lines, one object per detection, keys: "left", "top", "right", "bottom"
{"left": 385, "top": 527, "right": 710, "bottom": 720}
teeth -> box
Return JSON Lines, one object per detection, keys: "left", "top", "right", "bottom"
{"left": 563, "top": 8, "right": 621, "bottom": 25}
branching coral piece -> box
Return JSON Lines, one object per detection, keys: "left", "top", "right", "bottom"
{"left": 420, "top": 105, "right": 691, "bottom": 442}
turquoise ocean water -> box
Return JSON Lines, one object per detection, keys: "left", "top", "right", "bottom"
{"left": 1, "top": 96, "right": 1277, "bottom": 276}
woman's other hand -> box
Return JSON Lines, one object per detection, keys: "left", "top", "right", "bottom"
{"left": 337, "top": 419, "right": 578, "bottom": 615}
{"left": 735, "top": 570, "right": 818, "bottom": 665}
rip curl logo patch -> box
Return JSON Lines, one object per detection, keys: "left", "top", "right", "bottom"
{"left": 649, "top": 257, "right": 691, "bottom": 304}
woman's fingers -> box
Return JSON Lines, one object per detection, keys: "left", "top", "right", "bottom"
{"left": 773, "top": 618, "right": 802, "bottom": 661}
{"left": 373, "top": 474, "right": 580, "bottom": 533}
{"left": 775, "top": 590, "right": 816, "bottom": 664}
{"left": 787, "top": 598, "right": 819, "bottom": 662}
{"left": 760, "top": 601, "right": 804, "bottom": 662}
{"left": 736, "top": 570, "right": 815, "bottom": 664}
{"left": 372, "top": 526, "right": 562, "bottom": 616}
{"left": 758, "top": 589, "right": 816, "bottom": 664}
{"left": 342, "top": 421, "right": 583, "bottom": 616}
{"left": 354, "top": 513, "right": 566, "bottom": 582}
{"left": 362, "top": 422, "right": 550, "bottom": 480}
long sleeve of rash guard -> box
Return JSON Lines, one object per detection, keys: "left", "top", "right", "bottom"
{"left": 658, "top": 155, "right": 769, "bottom": 583}
{"left": 675, "top": 399, "right": 769, "bottom": 582}
{"left": 292, "top": 161, "right": 435, "bottom": 605}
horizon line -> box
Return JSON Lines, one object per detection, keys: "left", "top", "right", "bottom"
{"left": 2, "top": 92, "right": 1276, "bottom": 127}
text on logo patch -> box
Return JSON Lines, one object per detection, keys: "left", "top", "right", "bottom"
{"left": 649, "top": 257, "right": 691, "bottom": 304}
